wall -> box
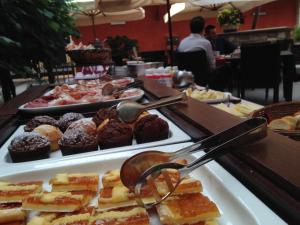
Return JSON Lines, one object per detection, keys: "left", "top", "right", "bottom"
{"left": 77, "top": 0, "right": 297, "bottom": 52}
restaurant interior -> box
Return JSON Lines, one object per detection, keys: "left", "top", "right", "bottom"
{"left": 0, "top": 0, "right": 300, "bottom": 224}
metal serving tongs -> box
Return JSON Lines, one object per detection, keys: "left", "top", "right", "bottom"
{"left": 120, "top": 117, "right": 267, "bottom": 208}
{"left": 116, "top": 93, "right": 187, "bottom": 123}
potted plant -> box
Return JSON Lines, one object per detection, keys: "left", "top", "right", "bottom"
{"left": 217, "top": 8, "right": 244, "bottom": 33}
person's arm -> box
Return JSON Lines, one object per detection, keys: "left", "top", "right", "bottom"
{"left": 224, "top": 38, "right": 237, "bottom": 54}
{"left": 205, "top": 42, "right": 216, "bottom": 69}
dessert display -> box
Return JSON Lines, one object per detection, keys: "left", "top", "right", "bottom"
{"left": 24, "top": 116, "right": 58, "bottom": 132}
{"left": 7, "top": 109, "right": 171, "bottom": 162}
{"left": 97, "top": 119, "right": 133, "bottom": 149}
{"left": 184, "top": 88, "right": 225, "bottom": 101}
{"left": 8, "top": 133, "right": 51, "bottom": 162}
{"left": 22, "top": 78, "right": 142, "bottom": 109}
{"left": 33, "top": 125, "right": 63, "bottom": 152}
{"left": 268, "top": 111, "right": 300, "bottom": 131}
{"left": 0, "top": 167, "right": 220, "bottom": 225}
{"left": 134, "top": 114, "right": 169, "bottom": 143}
{"left": 59, "top": 127, "right": 98, "bottom": 156}
{"left": 57, "top": 112, "right": 85, "bottom": 132}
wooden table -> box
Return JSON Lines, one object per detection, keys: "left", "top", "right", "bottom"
{"left": 0, "top": 79, "right": 299, "bottom": 223}
{"left": 224, "top": 51, "right": 296, "bottom": 101}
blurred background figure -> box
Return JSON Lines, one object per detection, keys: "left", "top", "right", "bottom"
{"left": 205, "top": 25, "right": 237, "bottom": 55}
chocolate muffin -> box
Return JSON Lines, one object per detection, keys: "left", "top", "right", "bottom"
{"left": 59, "top": 128, "right": 98, "bottom": 156}
{"left": 24, "top": 116, "right": 58, "bottom": 132}
{"left": 97, "top": 120, "right": 133, "bottom": 149}
{"left": 58, "top": 112, "right": 85, "bottom": 132}
{"left": 8, "top": 133, "right": 51, "bottom": 162}
{"left": 92, "top": 108, "right": 119, "bottom": 127}
{"left": 134, "top": 115, "right": 169, "bottom": 144}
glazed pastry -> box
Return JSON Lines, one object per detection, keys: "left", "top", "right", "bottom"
{"left": 66, "top": 118, "right": 97, "bottom": 136}
{"left": 97, "top": 119, "right": 133, "bottom": 149}
{"left": 92, "top": 108, "right": 119, "bottom": 127}
{"left": 58, "top": 113, "right": 84, "bottom": 132}
{"left": 268, "top": 116, "right": 297, "bottom": 130}
{"left": 134, "top": 115, "right": 169, "bottom": 144}
{"left": 34, "top": 125, "right": 63, "bottom": 152}
{"left": 8, "top": 133, "right": 51, "bottom": 162}
{"left": 24, "top": 116, "right": 58, "bottom": 132}
{"left": 58, "top": 129, "right": 98, "bottom": 156}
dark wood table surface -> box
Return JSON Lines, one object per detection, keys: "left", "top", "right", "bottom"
{"left": 0, "top": 79, "right": 299, "bottom": 223}
{"left": 225, "top": 51, "right": 296, "bottom": 101}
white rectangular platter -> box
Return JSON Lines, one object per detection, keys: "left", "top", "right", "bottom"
{"left": 0, "top": 143, "right": 286, "bottom": 225}
{"left": 0, "top": 110, "right": 190, "bottom": 169}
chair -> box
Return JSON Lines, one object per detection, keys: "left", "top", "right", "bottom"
{"left": 240, "top": 41, "right": 281, "bottom": 103}
{"left": 175, "top": 50, "right": 211, "bottom": 86}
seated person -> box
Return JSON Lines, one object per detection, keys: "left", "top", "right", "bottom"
{"left": 178, "top": 16, "right": 216, "bottom": 69}
{"left": 205, "top": 25, "right": 237, "bottom": 55}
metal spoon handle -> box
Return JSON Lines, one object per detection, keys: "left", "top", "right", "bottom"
{"left": 171, "top": 117, "right": 266, "bottom": 160}
{"left": 143, "top": 93, "right": 187, "bottom": 110}
{"left": 181, "top": 117, "right": 267, "bottom": 176}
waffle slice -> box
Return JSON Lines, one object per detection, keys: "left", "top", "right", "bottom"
{"left": 0, "top": 203, "right": 26, "bottom": 225}
{"left": 22, "top": 192, "right": 90, "bottom": 212}
{"left": 90, "top": 207, "right": 150, "bottom": 225}
{"left": 156, "top": 193, "right": 220, "bottom": 225}
{"left": 0, "top": 181, "right": 43, "bottom": 203}
{"left": 99, "top": 169, "right": 202, "bottom": 210}
{"left": 50, "top": 173, "right": 99, "bottom": 192}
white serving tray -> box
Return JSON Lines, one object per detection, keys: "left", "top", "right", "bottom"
{"left": 0, "top": 143, "right": 286, "bottom": 225}
{"left": 0, "top": 110, "right": 190, "bottom": 170}
{"left": 18, "top": 88, "right": 144, "bottom": 114}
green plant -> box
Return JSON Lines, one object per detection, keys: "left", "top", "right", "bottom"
{"left": 0, "top": 0, "right": 79, "bottom": 75}
{"left": 217, "top": 8, "right": 243, "bottom": 26}
{"left": 295, "top": 27, "right": 300, "bottom": 42}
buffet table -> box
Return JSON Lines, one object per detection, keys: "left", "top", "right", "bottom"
{"left": 0, "top": 79, "right": 299, "bottom": 224}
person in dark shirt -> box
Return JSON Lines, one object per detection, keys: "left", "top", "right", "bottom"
{"left": 205, "top": 25, "right": 237, "bottom": 55}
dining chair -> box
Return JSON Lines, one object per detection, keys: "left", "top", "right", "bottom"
{"left": 240, "top": 41, "right": 281, "bottom": 103}
{"left": 175, "top": 50, "right": 211, "bottom": 86}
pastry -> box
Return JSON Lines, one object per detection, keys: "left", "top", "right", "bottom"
{"left": 90, "top": 207, "right": 150, "bottom": 225}
{"left": 134, "top": 115, "right": 169, "bottom": 144}
{"left": 156, "top": 193, "right": 220, "bottom": 225}
{"left": 8, "top": 133, "right": 51, "bottom": 162}
{"left": 49, "top": 213, "right": 90, "bottom": 225}
{"left": 268, "top": 116, "right": 297, "bottom": 131}
{"left": 24, "top": 116, "right": 58, "bottom": 132}
{"left": 66, "top": 118, "right": 97, "bottom": 136}
{"left": 58, "top": 128, "right": 98, "bottom": 156}
{"left": 0, "top": 203, "right": 26, "bottom": 225}
{"left": 50, "top": 173, "right": 99, "bottom": 192}
{"left": 97, "top": 119, "right": 133, "bottom": 149}
{"left": 0, "top": 181, "right": 43, "bottom": 203}
{"left": 294, "top": 114, "right": 300, "bottom": 129}
{"left": 22, "top": 192, "right": 90, "bottom": 212}
{"left": 58, "top": 113, "right": 84, "bottom": 132}
{"left": 102, "top": 170, "right": 123, "bottom": 188}
{"left": 92, "top": 108, "right": 119, "bottom": 127}
{"left": 34, "top": 125, "right": 63, "bottom": 152}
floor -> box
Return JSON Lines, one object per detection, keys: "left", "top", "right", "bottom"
{"left": 1, "top": 79, "right": 300, "bottom": 106}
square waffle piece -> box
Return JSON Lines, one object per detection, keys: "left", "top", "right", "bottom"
{"left": 98, "top": 169, "right": 202, "bottom": 211}
{"left": 22, "top": 192, "right": 90, "bottom": 212}
{"left": 0, "top": 181, "right": 43, "bottom": 203}
{"left": 50, "top": 173, "right": 99, "bottom": 192}
{"left": 90, "top": 207, "right": 150, "bottom": 225}
{"left": 0, "top": 203, "right": 26, "bottom": 225}
{"left": 156, "top": 193, "right": 220, "bottom": 225}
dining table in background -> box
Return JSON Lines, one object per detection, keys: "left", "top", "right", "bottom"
{"left": 223, "top": 50, "right": 296, "bottom": 101}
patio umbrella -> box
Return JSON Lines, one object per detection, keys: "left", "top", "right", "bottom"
{"left": 164, "top": 0, "right": 276, "bottom": 22}
{"left": 73, "top": 7, "right": 145, "bottom": 39}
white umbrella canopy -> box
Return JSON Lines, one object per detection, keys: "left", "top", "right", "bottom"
{"left": 166, "top": 0, "right": 276, "bottom": 22}
{"left": 73, "top": 7, "right": 146, "bottom": 26}
{"left": 96, "top": 0, "right": 186, "bottom": 12}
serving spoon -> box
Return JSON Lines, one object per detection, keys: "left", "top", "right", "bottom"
{"left": 116, "top": 93, "right": 187, "bottom": 123}
{"left": 120, "top": 117, "right": 267, "bottom": 204}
